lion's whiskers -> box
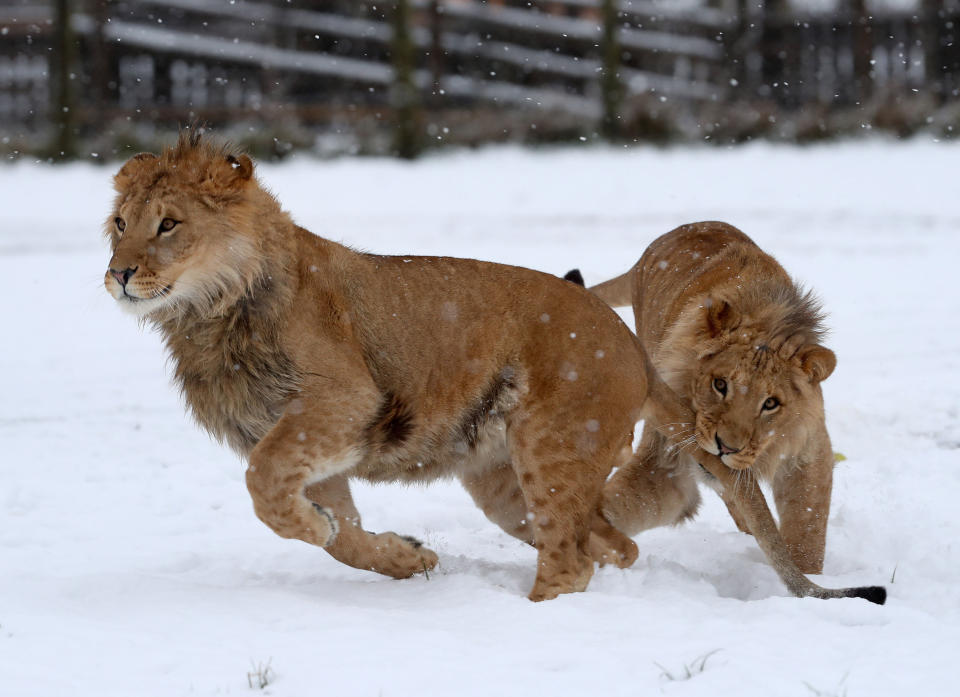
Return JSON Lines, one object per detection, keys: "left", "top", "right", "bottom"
{"left": 663, "top": 429, "right": 695, "bottom": 450}
{"left": 666, "top": 434, "right": 698, "bottom": 458}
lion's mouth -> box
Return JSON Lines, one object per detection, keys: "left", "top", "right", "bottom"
{"left": 694, "top": 426, "right": 754, "bottom": 470}
{"left": 120, "top": 283, "right": 173, "bottom": 302}
{"left": 720, "top": 455, "right": 752, "bottom": 470}
{"left": 717, "top": 447, "right": 755, "bottom": 470}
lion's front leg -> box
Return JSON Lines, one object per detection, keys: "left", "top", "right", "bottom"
{"left": 719, "top": 487, "right": 753, "bottom": 534}
{"left": 773, "top": 433, "right": 834, "bottom": 575}
{"left": 601, "top": 427, "right": 702, "bottom": 537}
{"left": 245, "top": 394, "right": 437, "bottom": 580}
{"left": 245, "top": 408, "right": 365, "bottom": 549}
{"left": 305, "top": 474, "right": 438, "bottom": 579}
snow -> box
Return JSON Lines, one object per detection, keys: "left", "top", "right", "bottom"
{"left": 2, "top": 139, "right": 959, "bottom": 696}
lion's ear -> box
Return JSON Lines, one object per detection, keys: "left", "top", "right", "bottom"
{"left": 218, "top": 153, "right": 253, "bottom": 190}
{"left": 703, "top": 298, "right": 739, "bottom": 337}
{"left": 225, "top": 154, "right": 253, "bottom": 183}
{"left": 200, "top": 153, "right": 254, "bottom": 200}
{"left": 113, "top": 152, "right": 158, "bottom": 191}
{"left": 798, "top": 345, "right": 836, "bottom": 383}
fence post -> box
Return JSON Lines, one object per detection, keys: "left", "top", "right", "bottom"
{"left": 599, "top": 0, "right": 622, "bottom": 140}
{"left": 922, "top": 0, "right": 945, "bottom": 101}
{"left": 51, "top": 0, "right": 77, "bottom": 159}
{"left": 391, "top": 0, "right": 421, "bottom": 159}
{"left": 428, "top": 0, "right": 444, "bottom": 104}
{"left": 89, "top": 0, "right": 111, "bottom": 128}
{"left": 731, "top": 0, "right": 760, "bottom": 99}
{"left": 759, "top": 0, "right": 788, "bottom": 103}
{"left": 850, "top": 0, "right": 873, "bottom": 103}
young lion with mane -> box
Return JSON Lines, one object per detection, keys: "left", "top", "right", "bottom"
{"left": 580, "top": 221, "right": 838, "bottom": 574}
{"left": 103, "top": 134, "right": 882, "bottom": 603}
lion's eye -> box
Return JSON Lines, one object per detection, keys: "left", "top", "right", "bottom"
{"left": 158, "top": 218, "right": 179, "bottom": 235}
{"left": 115, "top": 217, "right": 126, "bottom": 232}
{"left": 713, "top": 377, "right": 727, "bottom": 396}
{"left": 763, "top": 397, "right": 780, "bottom": 411}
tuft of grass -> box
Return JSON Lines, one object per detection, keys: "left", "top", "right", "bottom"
{"left": 654, "top": 649, "right": 721, "bottom": 682}
{"left": 804, "top": 673, "right": 849, "bottom": 697}
{"left": 247, "top": 658, "right": 274, "bottom": 690}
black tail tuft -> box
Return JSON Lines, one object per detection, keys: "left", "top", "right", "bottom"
{"left": 564, "top": 269, "right": 585, "bottom": 286}
{"left": 847, "top": 585, "right": 887, "bottom": 605}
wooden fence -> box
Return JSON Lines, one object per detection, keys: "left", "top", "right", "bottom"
{"left": 1, "top": 0, "right": 958, "bottom": 156}
{"left": 750, "top": 2, "right": 960, "bottom": 107}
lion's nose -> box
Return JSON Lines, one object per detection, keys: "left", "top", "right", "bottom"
{"left": 716, "top": 434, "right": 741, "bottom": 456}
{"left": 110, "top": 266, "right": 138, "bottom": 286}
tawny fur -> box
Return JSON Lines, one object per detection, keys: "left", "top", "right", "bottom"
{"left": 104, "top": 133, "right": 731, "bottom": 601}
{"left": 591, "top": 221, "right": 837, "bottom": 574}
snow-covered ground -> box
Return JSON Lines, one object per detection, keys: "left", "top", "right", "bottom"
{"left": 2, "top": 140, "right": 958, "bottom": 696}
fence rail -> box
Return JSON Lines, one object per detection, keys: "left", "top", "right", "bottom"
{"left": 1, "top": 0, "right": 958, "bottom": 156}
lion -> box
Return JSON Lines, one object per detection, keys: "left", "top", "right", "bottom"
{"left": 104, "top": 135, "right": 883, "bottom": 603}
{"left": 575, "top": 221, "right": 839, "bottom": 575}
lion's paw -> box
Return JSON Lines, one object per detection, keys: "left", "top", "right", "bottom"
{"left": 528, "top": 557, "right": 594, "bottom": 602}
{"left": 587, "top": 530, "right": 639, "bottom": 569}
{"left": 369, "top": 532, "right": 439, "bottom": 579}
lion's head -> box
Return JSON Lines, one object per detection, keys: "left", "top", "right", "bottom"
{"left": 103, "top": 132, "right": 280, "bottom": 319}
{"left": 669, "top": 289, "right": 836, "bottom": 473}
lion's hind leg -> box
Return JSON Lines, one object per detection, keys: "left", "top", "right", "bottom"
{"left": 460, "top": 461, "right": 536, "bottom": 545}
{"left": 461, "top": 460, "right": 636, "bottom": 571}
{"left": 517, "top": 463, "right": 597, "bottom": 603}
{"left": 505, "top": 424, "right": 609, "bottom": 601}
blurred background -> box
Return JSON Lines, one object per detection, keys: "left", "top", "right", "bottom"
{"left": 1, "top": 0, "right": 958, "bottom": 161}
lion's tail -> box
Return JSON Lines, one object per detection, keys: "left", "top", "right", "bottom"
{"left": 589, "top": 271, "right": 632, "bottom": 307}
{"left": 568, "top": 267, "right": 633, "bottom": 308}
